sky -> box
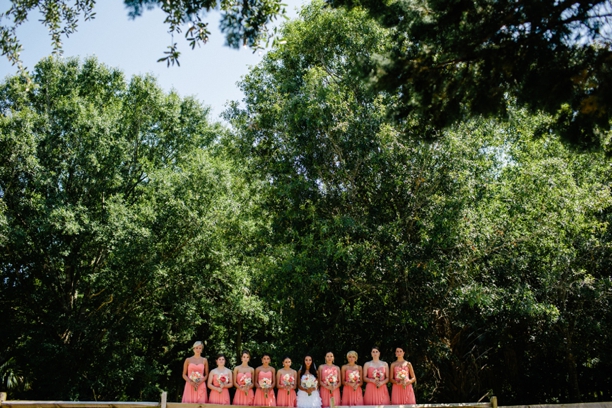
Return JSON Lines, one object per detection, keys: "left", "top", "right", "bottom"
{"left": 0, "top": 0, "right": 305, "bottom": 120}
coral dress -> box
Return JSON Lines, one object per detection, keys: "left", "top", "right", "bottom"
{"left": 391, "top": 364, "right": 416, "bottom": 404}
{"left": 277, "top": 372, "right": 297, "bottom": 407}
{"left": 341, "top": 369, "right": 363, "bottom": 406}
{"left": 182, "top": 363, "right": 208, "bottom": 403}
{"left": 319, "top": 366, "right": 341, "bottom": 408}
{"left": 233, "top": 372, "right": 255, "bottom": 405}
{"left": 363, "top": 366, "right": 390, "bottom": 405}
{"left": 209, "top": 372, "right": 231, "bottom": 405}
{"left": 254, "top": 370, "right": 277, "bottom": 406}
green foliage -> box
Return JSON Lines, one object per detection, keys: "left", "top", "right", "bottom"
{"left": 226, "top": 1, "right": 612, "bottom": 403}
{"left": 329, "top": 0, "right": 612, "bottom": 147}
{"left": 0, "top": 56, "right": 267, "bottom": 400}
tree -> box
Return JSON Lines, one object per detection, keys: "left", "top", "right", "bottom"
{"left": 226, "top": 1, "right": 612, "bottom": 402}
{"left": 0, "top": 56, "right": 268, "bottom": 400}
{"left": 0, "top": 0, "right": 286, "bottom": 68}
{"left": 328, "top": 0, "right": 612, "bottom": 147}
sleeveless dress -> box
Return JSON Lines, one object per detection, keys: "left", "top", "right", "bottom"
{"left": 391, "top": 364, "right": 416, "bottom": 404}
{"left": 233, "top": 372, "right": 255, "bottom": 405}
{"left": 319, "top": 366, "right": 341, "bottom": 408}
{"left": 182, "top": 363, "right": 208, "bottom": 403}
{"left": 277, "top": 372, "right": 297, "bottom": 407}
{"left": 296, "top": 374, "right": 322, "bottom": 408}
{"left": 209, "top": 372, "right": 231, "bottom": 405}
{"left": 341, "top": 368, "right": 363, "bottom": 406}
{"left": 363, "top": 366, "right": 390, "bottom": 405}
{"left": 254, "top": 370, "right": 277, "bottom": 406}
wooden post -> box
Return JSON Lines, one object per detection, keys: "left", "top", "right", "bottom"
{"left": 491, "top": 396, "right": 497, "bottom": 408}
{"left": 329, "top": 396, "right": 335, "bottom": 408}
{"left": 0, "top": 392, "right": 7, "bottom": 403}
{"left": 160, "top": 391, "right": 167, "bottom": 408}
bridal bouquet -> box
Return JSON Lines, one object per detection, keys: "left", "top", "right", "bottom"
{"left": 260, "top": 377, "right": 272, "bottom": 399}
{"left": 348, "top": 371, "right": 360, "bottom": 385}
{"left": 189, "top": 371, "right": 202, "bottom": 391}
{"left": 282, "top": 374, "right": 295, "bottom": 396}
{"left": 301, "top": 374, "right": 318, "bottom": 396}
{"left": 396, "top": 368, "right": 409, "bottom": 389}
{"left": 218, "top": 373, "right": 230, "bottom": 393}
{"left": 238, "top": 375, "right": 252, "bottom": 396}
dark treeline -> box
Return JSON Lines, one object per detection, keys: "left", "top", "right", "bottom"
{"left": 1, "top": 1, "right": 611, "bottom": 405}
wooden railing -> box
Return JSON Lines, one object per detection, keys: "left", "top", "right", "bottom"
{"left": 0, "top": 392, "right": 498, "bottom": 408}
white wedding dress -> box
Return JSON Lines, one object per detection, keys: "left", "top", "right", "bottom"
{"left": 296, "top": 374, "right": 322, "bottom": 408}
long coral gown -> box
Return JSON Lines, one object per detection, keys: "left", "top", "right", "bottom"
{"left": 391, "top": 364, "right": 416, "bottom": 404}
{"left": 233, "top": 372, "right": 255, "bottom": 405}
{"left": 182, "top": 363, "right": 208, "bottom": 403}
{"left": 277, "top": 373, "right": 297, "bottom": 407}
{"left": 209, "top": 372, "right": 231, "bottom": 405}
{"left": 319, "top": 366, "right": 341, "bottom": 408}
{"left": 341, "top": 369, "right": 363, "bottom": 406}
{"left": 363, "top": 366, "right": 390, "bottom": 405}
{"left": 253, "top": 370, "right": 277, "bottom": 406}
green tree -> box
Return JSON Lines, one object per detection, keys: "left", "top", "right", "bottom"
{"left": 226, "top": 2, "right": 612, "bottom": 403}
{"left": 328, "top": 0, "right": 612, "bottom": 146}
{"left": 0, "top": 56, "right": 267, "bottom": 400}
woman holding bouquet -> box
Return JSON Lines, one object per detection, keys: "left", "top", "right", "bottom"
{"left": 296, "top": 355, "right": 322, "bottom": 408}
{"left": 363, "top": 346, "right": 390, "bottom": 405}
{"left": 233, "top": 350, "right": 255, "bottom": 405}
{"left": 254, "top": 353, "right": 277, "bottom": 406}
{"left": 208, "top": 354, "right": 233, "bottom": 405}
{"left": 181, "top": 341, "right": 209, "bottom": 403}
{"left": 390, "top": 347, "right": 416, "bottom": 404}
{"left": 277, "top": 356, "right": 297, "bottom": 407}
{"left": 317, "top": 352, "right": 341, "bottom": 408}
{"left": 341, "top": 350, "right": 363, "bottom": 406}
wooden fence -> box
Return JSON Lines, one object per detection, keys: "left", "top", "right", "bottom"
{"left": 0, "top": 392, "right": 498, "bottom": 408}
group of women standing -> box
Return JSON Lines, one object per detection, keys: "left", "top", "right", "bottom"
{"left": 182, "top": 343, "right": 417, "bottom": 407}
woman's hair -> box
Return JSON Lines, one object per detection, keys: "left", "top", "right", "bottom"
{"left": 241, "top": 350, "right": 251, "bottom": 358}
{"left": 282, "top": 356, "right": 292, "bottom": 363}
{"left": 193, "top": 341, "right": 204, "bottom": 348}
{"left": 346, "top": 350, "right": 358, "bottom": 360}
{"left": 216, "top": 353, "right": 226, "bottom": 362}
{"left": 299, "top": 355, "right": 318, "bottom": 379}
{"left": 371, "top": 346, "right": 380, "bottom": 352}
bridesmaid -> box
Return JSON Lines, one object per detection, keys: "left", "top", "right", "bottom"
{"left": 341, "top": 351, "right": 363, "bottom": 406}
{"left": 363, "top": 346, "right": 390, "bottom": 405}
{"left": 233, "top": 350, "right": 255, "bottom": 405}
{"left": 254, "top": 353, "right": 277, "bottom": 406}
{"left": 317, "top": 352, "right": 341, "bottom": 408}
{"left": 277, "top": 356, "right": 297, "bottom": 407}
{"left": 390, "top": 346, "right": 416, "bottom": 404}
{"left": 208, "top": 354, "right": 233, "bottom": 405}
{"left": 181, "top": 341, "right": 209, "bottom": 403}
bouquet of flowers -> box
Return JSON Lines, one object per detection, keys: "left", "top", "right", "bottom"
{"left": 372, "top": 369, "right": 384, "bottom": 388}
{"left": 260, "top": 377, "right": 272, "bottom": 399}
{"left": 218, "top": 373, "right": 230, "bottom": 393}
{"left": 301, "top": 374, "right": 318, "bottom": 396}
{"left": 189, "top": 371, "right": 202, "bottom": 391}
{"left": 282, "top": 373, "right": 295, "bottom": 395}
{"left": 396, "top": 368, "right": 409, "bottom": 389}
{"left": 325, "top": 372, "right": 338, "bottom": 388}
{"left": 238, "top": 375, "right": 252, "bottom": 396}
{"left": 348, "top": 371, "right": 360, "bottom": 385}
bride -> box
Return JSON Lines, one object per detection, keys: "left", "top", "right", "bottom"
{"left": 296, "top": 355, "right": 322, "bottom": 408}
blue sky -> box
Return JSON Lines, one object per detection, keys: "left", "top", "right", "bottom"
{"left": 0, "top": 0, "right": 305, "bottom": 119}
